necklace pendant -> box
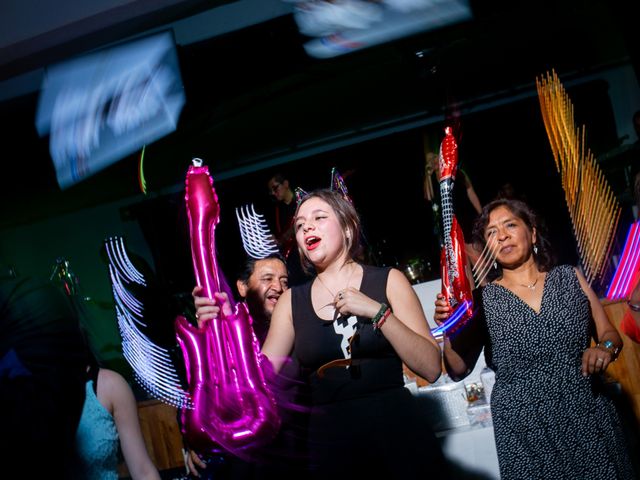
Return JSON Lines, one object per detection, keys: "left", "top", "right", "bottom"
{"left": 520, "top": 277, "right": 539, "bottom": 290}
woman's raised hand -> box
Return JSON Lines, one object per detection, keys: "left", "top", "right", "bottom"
{"left": 434, "top": 293, "right": 451, "bottom": 326}
{"left": 192, "top": 286, "right": 232, "bottom": 328}
{"left": 334, "top": 287, "right": 380, "bottom": 319}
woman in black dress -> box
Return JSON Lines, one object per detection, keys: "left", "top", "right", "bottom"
{"left": 195, "top": 189, "right": 448, "bottom": 479}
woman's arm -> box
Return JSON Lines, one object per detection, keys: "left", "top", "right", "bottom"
{"left": 574, "top": 267, "right": 623, "bottom": 376}
{"left": 98, "top": 369, "right": 160, "bottom": 480}
{"left": 384, "top": 269, "right": 442, "bottom": 382}
{"left": 435, "top": 293, "right": 470, "bottom": 380}
{"left": 462, "top": 171, "right": 482, "bottom": 214}
{"left": 434, "top": 293, "right": 485, "bottom": 381}
{"left": 261, "top": 288, "right": 296, "bottom": 374}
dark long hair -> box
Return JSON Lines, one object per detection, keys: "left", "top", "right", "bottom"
{"left": 472, "top": 198, "right": 555, "bottom": 281}
{"left": 295, "top": 189, "right": 363, "bottom": 273}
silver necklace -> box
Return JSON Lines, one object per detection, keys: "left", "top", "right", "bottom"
{"left": 518, "top": 275, "right": 539, "bottom": 290}
{"left": 315, "top": 263, "right": 356, "bottom": 309}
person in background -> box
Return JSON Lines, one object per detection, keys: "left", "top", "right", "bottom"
{"left": 267, "top": 173, "right": 311, "bottom": 286}
{"left": 234, "top": 254, "right": 290, "bottom": 345}
{"left": 434, "top": 197, "right": 634, "bottom": 479}
{"left": 0, "top": 269, "right": 86, "bottom": 479}
{"left": 424, "top": 150, "right": 482, "bottom": 266}
{"left": 69, "top": 335, "right": 161, "bottom": 480}
{"left": 199, "top": 189, "right": 447, "bottom": 479}
{"left": 267, "top": 173, "right": 297, "bottom": 258}
{"left": 40, "top": 256, "right": 161, "bottom": 479}
{"left": 188, "top": 254, "right": 306, "bottom": 479}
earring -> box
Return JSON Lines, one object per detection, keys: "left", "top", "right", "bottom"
{"left": 493, "top": 261, "right": 498, "bottom": 270}
{"left": 533, "top": 244, "right": 538, "bottom": 255}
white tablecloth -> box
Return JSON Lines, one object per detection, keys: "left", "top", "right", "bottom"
{"left": 439, "top": 424, "right": 501, "bottom": 479}
{"left": 411, "top": 280, "right": 501, "bottom": 479}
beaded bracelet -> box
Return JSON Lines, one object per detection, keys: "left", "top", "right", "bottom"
{"left": 372, "top": 303, "right": 391, "bottom": 330}
{"left": 376, "top": 308, "right": 392, "bottom": 329}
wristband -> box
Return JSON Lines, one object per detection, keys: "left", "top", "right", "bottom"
{"left": 372, "top": 303, "right": 391, "bottom": 329}
{"left": 597, "top": 340, "right": 620, "bottom": 359}
{"left": 375, "top": 308, "right": 392, "bottom": 330}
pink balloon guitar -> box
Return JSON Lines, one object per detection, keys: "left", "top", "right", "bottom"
{"left": 175, "top": 159, "right": 281, "bottom": 459}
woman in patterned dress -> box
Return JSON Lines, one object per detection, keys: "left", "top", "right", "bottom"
{"left": 435, "top": 197, "right": 634, "bottom": 479}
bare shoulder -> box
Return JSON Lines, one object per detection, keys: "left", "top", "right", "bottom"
{"left": 280, "top": 287, "right": 293, "bottom": 301}
{"left": 386, "top": 267, "right": 419, "bottom": 303}
{"left": 98, "top": 368, "right": 134, "bottom": 403}
{"left": 570, "top": 266, "right": 601, "bottom": 301}
{"left": 271, "top": 287, "right": 293, "bottom": 322}
{"left": 571, "top": 266, "right": 589, "bottom": 286}
{"left": 388, "top": 267, "right": 412, "bottom": 288}
{"left": 99, "top": 367, "right": 127, "bottom": 386}
{"left": 274, "top": 287, "right": 292, "bottom": 310}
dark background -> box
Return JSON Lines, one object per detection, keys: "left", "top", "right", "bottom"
{"left": 121, "top": 77, "right": 618, "bottom": 298}
{"left": 0, "top": 0, "right": 638, "bottom": 367}
{"left": 1, "top": 0, "right": 637, "bottom": 228}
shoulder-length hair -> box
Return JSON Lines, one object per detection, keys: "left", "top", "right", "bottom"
{"left": 295, "top": 189, "right": 363, "bottom": 273}
{"left": 472, "top": 198, "right": 555, "bottom": 281}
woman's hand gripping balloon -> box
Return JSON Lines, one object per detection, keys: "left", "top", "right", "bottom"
{"left": 192, "top": 287, "right": 232, "bottom": 328}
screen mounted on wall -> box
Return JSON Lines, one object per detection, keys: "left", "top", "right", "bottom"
{"left": 35, "top": 30, "right": 185, "bottom": 189}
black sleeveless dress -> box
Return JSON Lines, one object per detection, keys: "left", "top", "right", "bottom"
{"left": 292, "top": 265, "right": 447, "bottom": 479}
{"left": 483, "top": 265, "right": 634, "bottom": 479}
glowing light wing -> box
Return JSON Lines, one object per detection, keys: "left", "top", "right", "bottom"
{"left": 105, "top": 236, "right": 192, "bottom": 409}
{"left": 236, "top": 204, "right": 280, "bottom": 259}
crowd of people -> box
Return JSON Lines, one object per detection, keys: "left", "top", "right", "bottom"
{"left": 3, "top": 114, "right": 640, "bottom": 479}
{"left": 190, "top": 161, "right": 640, "bottom": 479}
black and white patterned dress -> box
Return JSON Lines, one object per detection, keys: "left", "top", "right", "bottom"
{"left": 483, "top": 265, "right": 634, "bottom": 480}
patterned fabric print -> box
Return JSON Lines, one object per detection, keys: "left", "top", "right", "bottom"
{"left": 333, "top": 314, "right": 357, "bottom": 358}
{"left": 482, "top": 265, "right": 633, "bottom": 480}
{"left": 72, "top": 380, "right": 119, "bottom": 480}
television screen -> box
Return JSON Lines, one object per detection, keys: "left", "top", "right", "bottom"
{"left": 35, "top": 30, "right": 185, "bottom": 189}
{"left": 292, "top": 0, "right": 472, "bottom": 59}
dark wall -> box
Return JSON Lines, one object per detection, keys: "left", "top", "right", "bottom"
{"left": 130, "top": 78, "right": 620, "bottom": 293}
{"left": 0, "top": 71, "right": 629, "bottom": 377}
